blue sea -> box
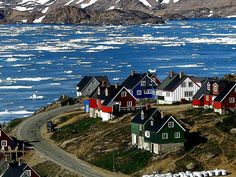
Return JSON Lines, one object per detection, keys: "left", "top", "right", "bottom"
{"left": 0, "top": 18, "right": 236, "bottom": 122}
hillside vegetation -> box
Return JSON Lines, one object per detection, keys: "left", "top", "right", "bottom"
{"left": 46, "top": 105, "right": 236, "bottom": 176}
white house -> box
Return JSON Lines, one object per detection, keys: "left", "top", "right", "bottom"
{"left": 157, "top": 72, "right": 207, "bottom": 104}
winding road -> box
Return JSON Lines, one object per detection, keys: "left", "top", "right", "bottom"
{"left": 16, "top": 104, "right": 127, "bottom": 177}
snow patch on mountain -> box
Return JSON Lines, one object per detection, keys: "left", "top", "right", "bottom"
{"left": 80, "top": 0, "right": 98, "bottom": 8}
{"left": 138, "top": 0, "right": 152, "bottom": 7}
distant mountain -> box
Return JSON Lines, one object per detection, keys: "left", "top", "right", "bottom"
{"left": 0, "top": 0, "right": 235, "bottom": 24}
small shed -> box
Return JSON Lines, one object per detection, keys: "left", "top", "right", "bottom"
{"left": 83, "top": 99, "right": 90, "bottom": 113}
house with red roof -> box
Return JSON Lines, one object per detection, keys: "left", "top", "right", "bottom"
{"left": 89, "top": 84, "right": 137, "bottom": 121}
{"left": 193, "top": 79, "right": 236, "bottom": 114}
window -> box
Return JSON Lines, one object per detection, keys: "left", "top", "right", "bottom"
{"left": 158, "top": 91, "right": 162, "bottom": 96}
{"left": 188, "top": 82, "right": 193, "bottom": 87}
{"left": 174, "top": 132, "right": 180, "bottom": 139}
{"left": 127, "top": 101, "right": 132, "bottom": 106}
{"left": 181, "top": 82, "right": 186, "bottom": 87}
{"left": 213, "top": 85, "right": 218, "bottom": 92}
{"left": 184, "top": 91, "right": 193, "bottom": 97}
{"left": 137, "top": 90, "right": 142, "bottom": 95}
{"left": 97, "top": 87, "right": 100, "bottom": 95}
{"left": 150, "top": 120, "right": 154, "bottom": 126}
{"left": 1, "top": 140, "right": 7, "bottom": 147}
{"left": 229, "top": 97, "right": 235, "bottom": 103}
{"left": 141, "top": 81, "right": 146, "bottom": 86}
{"left": 144, "top": 89, "right": 153, "bottom": 94}
{"left": 121, "top": 91, "right": 127, "bottom": 97}
{"left": 162, "top": 133, "right": 168, "bottom": 139}
{"left": 145, "top": 131, "right": 150, "bottom": 138}
{"left": 24, "top": 170, "right": 31, "bottom": 176}
{"left": 168, "top": 121, "right": 174, "bottom": 128}
{"left": 206, "top": 95, "right": 209, "bottom": 101}
{"left": 139, "top": 125, "right": 142, "bottom": 131}
{"left": 166, "top": 92, "right": 170, "bottom": 97}
{"left": 92, "top": 80, "right": 95, "bottom": 84}
{"left": 207, "top": 82, "right": 211, "bottom": 91}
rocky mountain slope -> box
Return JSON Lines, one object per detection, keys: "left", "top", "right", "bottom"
{"left": 0, "top": 0, "right": 235, "bottom": 24}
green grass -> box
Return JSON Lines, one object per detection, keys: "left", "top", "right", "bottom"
{"left": 93, "top": 148, "right": 152, "bottom": 174}
{"left": 51, "top": 117, "right": 102, "bottom": 142}
{"left": 216, "top": 115, "right": 236, "bottom": 133}
{"left": 6, "top": 118, "right": 24, "bottom": 132}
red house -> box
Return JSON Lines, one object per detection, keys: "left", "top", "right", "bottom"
{"left": 193, "top": 79, "right": 236, "bottom": 114}
{"left": 0, "top": 128, "right": 16, "bottom": 151}
{"left": 89, "top": 85, "right": 137, "bottom": 121}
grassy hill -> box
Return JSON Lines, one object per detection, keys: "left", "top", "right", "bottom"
{"left": 44, "top": 105, "right": 236, "bottom": 176}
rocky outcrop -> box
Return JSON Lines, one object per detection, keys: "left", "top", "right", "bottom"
{"left": 42, "top": 6, "right": 94, "bottom": 24}
{"left": 41, "top": 7, "right": 164, "bottom": 25}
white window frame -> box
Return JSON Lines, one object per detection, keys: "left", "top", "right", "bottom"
{"left": 168, "top": 121, "right": 174, "bottom": 128}
{"left": 206, "top": 95, "right": 209, "bottom": 101}
{"left": 207, "top": 82, "right": 211, "bottom": 91}
{"left": 121, "top": 91, "right": 127, "bottom": 97}
{"left": 1, "top": 140, "right": 7, "bottom": 147}
{"left": 139, "top": 125, "right": 142, "bottom": 131}
{"left": 162, "top": 133, "right": 168, "bottom": 139}
{"left": 127, "top": 101, "right": 132, "bottom": 107}
{"left": 166, "top": 92, "right": 170, "bottom": 97}
{"left": 145, "top": 131, "right": 150, "bottom": 138}
{"left": 141, "top": 81, "right": 146, "bottom": 86}
{"left": 24, "top": 170, "right": 31, "bottom": 176}
{"left": 229, "top": 97, "right": 235, "bottom": 103}
{"left": 181, "top": 82, "right": 186, "bottom": 88}
{"left": 184, "top": 91, "right": 193, "bottom": 97}
{"left": 174, "top": 132, "right": 180, "bottom": 139}
{"left": 213, "top": 85, "right": 218, "bottom": 92}
{"left": 137, "top": 90, "right": 142, "bottom": 95}
{"left": 188, "top": 82, "right": 193, "bottom": 87}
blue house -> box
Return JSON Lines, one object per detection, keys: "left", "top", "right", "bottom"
{"left": 83, "top": 99, "right": 90, "bottom": 113}
{"left": 121, "top": 71, "right": 161, "bottom": 100}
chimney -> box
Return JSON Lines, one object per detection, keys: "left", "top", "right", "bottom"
{"left": 97, "top": 87, "right": 101, "bottom": 95}
{"left": 179, "top": 72, "right": 184, "bottom": 79}
{"left": 115, "top": 83, "right": 119, "bottom": 89}
{"left": 141, "top": 110, "right": 144, "bottom": 120}
{"left": 131, "top": 70, "right": 135, "bottom": 76}
{"left": 150, "top": 120, "right": 154, "bottom": 126}
{"left": 101, "top": 80, "right": 106, "bottom": 87}
{"left": 161, "top": 111, "right": 164, "bottom": 118}
{"left": 169, "top": 71, "right": 174, "bottom": 78}
{"left": 145, "top": 104, "right": 151, "bottom": 110}
{"left": 18, "top": 159, "right": 22, "bottom": 166}
{"left": 105, "top": 88, "right": 108, "bottom": 96}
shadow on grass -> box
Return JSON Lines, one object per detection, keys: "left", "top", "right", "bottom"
{"left": 184, "top": 132, "right": 207, "bottom": 151}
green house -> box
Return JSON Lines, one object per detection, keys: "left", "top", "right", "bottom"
{"left": 131, "top": 108, "right": 186, "bottom": 154}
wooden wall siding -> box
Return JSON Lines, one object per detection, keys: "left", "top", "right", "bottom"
{"left": 132, "top": 76, "right": 157, "bottom": 99}
{"left": 172, "top": 77, "right": 200, "bottom": 102}
{"left": 145, "top": 120, "right": 185, "bottom": 144}
{"left": 0, "top": 130, "right": 14, "bottom": 150}
{"left": 24, "top": 166, "right": 41, "bottom": 177}
{"left": 131, "top": 123, "right": 140, "bottom": 135}
{"left": 114, "top": 88, "right": 136, "bottom": 107}
{"left": 101, "top": 106, "right": 113, "bottom": 113}
{"left": 221, "top": 86, "right": 236, "bottom": 108}
{"left": 89, "top": 98, "right": 98, "bottom": 109}
{"left": 192, "top": 97, "right": 204, "bottom": 107}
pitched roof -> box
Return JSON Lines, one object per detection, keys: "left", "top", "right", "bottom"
{"left": 158, "top": 73, "right": 204, "bottom": 91}
{"left": 76, "top": 76, "right": 93, "bottom": 91}
{"left": 193, "top": 79, "right": 236, "bottom": 102}
{"left": 131, "top": 108, "right": 161, "bottom": 125}
{"left": 121, "top": 73, "right": 147, "bottom": 89}
{"left": 2, "top": 163, "right": 28, "bottom": 177}
{"left": 158, "top": 74, "right": 187, "bottom": 91}
{"left": 146, "top": 115, "right": 186, "bottom": 133}
{"left": 214, "top": 81, "right": 236, "bottom": 102}
{"left": 77, "top": 76, "right": 110, "bottom": 92}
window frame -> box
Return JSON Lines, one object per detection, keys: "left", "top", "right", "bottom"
{"left": 229, "top": 97, "right": 235, "bottom": 104}
{"left": 1, "top": 140, "right": 7, "bottom": 147}
{"left": 121, "top": 91, "right": 127, "bottom": 97}
{"left": 181, "top": 82, "right": 186, "bottom": 88}
{"left": 174, "top": 132, "right": 181, "bottom": 139}
{"left": 162, "top": 133, "right": 168, "bottom": 139}
{"left": 141, "top": 81, "right": 146, "bottom": 86}
{"left": 168, "top": 121, "right": 174, "bottom": 128}
{"left": 137, "top": 90, "right": 142, "bottom": 95}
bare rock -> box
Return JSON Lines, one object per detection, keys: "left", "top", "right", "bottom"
{"left": 230, "top": 128, "right": 236, "bottom": 134}
{"left": 186, "top": 162, "right": 196, "bottom": 170}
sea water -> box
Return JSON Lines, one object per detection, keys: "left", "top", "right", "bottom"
{"left": 0, "top": 18, "right": 236, "bottom": 121}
